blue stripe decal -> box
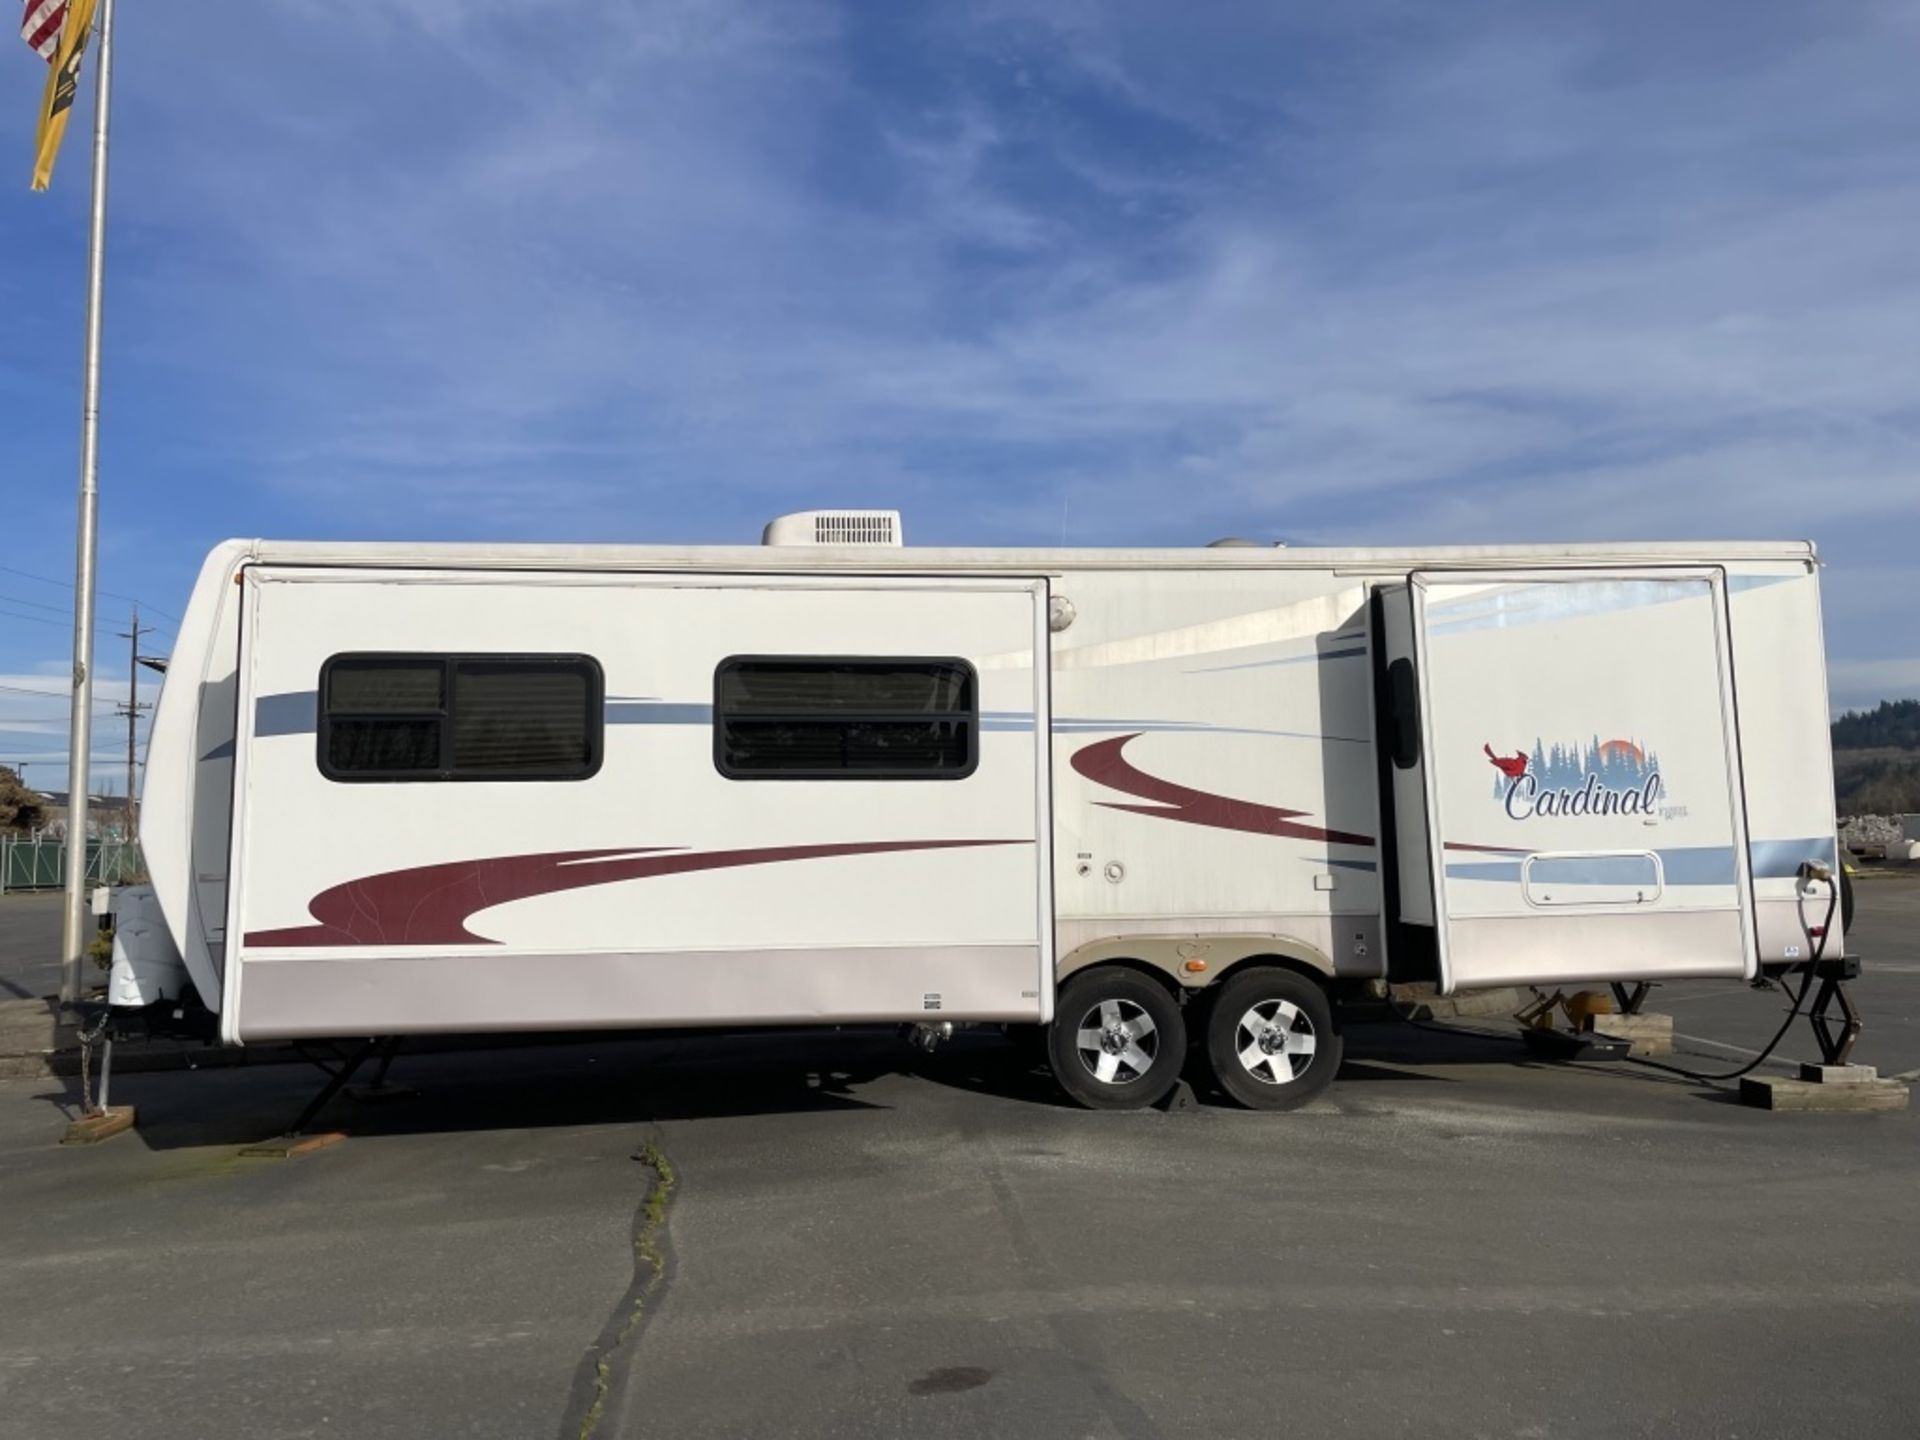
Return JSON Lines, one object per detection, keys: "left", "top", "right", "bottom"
{"left": 1446, "top": 862, "right": 1523, "bottom": 883}
{"left": 1750, "top": 837, "right": 1839, "bottom": 878}
{"left": 1658, "top": 847, "right": 1741, "bottom": 886}
{"left": 607, "top": 701, "right": 712, "bottom": 725}
{"left": 606, "top": 700, "right": 1040, "bottom": 732}
{"left": 1053, "top": 719, "right": 1370, "bottom": 743}
{"left": 1446, "top": 837, "right": 1836, "bottom": 886}
{"left": 255, "top": 691, "right": 317, "bottom": 738}
{"left": 600, "top": 702, "right": 1364, "bottom": 743}
{"left": 1527, "top": 854, "right": 1660, "bottom": 887}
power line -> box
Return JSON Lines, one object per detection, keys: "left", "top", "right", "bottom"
{"left": 0, "top": 590, "right": 174, "bottom": 641}
{"left": 0, "top": 591, "right": 73, "bottom": 617}
{"left": 0, "top": 562, "right": 181, "bottom": 625}
{"left": 0, "top": 605, "right": 125, "bottom": 637}
{"left": 0, "top": 682, "right": 119, "bottom": 709}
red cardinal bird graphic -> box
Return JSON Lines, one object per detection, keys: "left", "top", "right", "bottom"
{"left": 1483, "top": 744, "right": 1529, "bottom": 779}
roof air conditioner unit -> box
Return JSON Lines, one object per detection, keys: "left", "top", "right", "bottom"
{"left": 762, "top": 510, "right": 904, "bottom": 546}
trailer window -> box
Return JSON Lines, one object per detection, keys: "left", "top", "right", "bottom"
{"left": 319, "top": 654, "right": 602, "bottom": 782}
{"left": 1387, "top": 658, "right": 1421, "bottom": 769}
{"left": 714, "top": 658, "right": 977, "bottom": 779}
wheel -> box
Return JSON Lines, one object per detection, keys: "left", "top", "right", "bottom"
{"left": 1205, "top": 967, "right": 1341, "bottom": 1111}
{"left": 1048, "top": 968, "right": 1187, "bottom": 1111}
{"left": 1839, "top": 862, "right": 1856, "bottom": 936}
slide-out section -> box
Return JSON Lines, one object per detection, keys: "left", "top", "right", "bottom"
{"left": 1385, "top": 568, "right": 1756, "bottom": 994}
{"left": 223, "top": 568, "right": 1052, "bottom": 1041}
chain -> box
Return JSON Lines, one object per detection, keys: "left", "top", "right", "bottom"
{"left": 73, "top": 1008, "right": 109, "bottom": 1117}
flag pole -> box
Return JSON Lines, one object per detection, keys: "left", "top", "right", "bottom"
{"left": 59, "top": 0, "right": 114, "bottom": 1009}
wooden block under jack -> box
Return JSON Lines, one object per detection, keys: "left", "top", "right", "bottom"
{"left": 1740, "top": 1066, "right": 1910, "bottom": 1113}
{"left": 61, "top": 1105, "right": 136, "bottom": 1145}
{"left": 239, "top": 1131, "right": 349, "bottom": 1159}
{"left": 1586, "top": 1012, "right": 1674, "bottom": 1057}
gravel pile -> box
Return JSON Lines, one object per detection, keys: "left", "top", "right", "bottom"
{"left": 1841, "top": 814, "right": 1906, "bottom": 850}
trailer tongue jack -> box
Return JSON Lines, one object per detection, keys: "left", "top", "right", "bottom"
{"left": 238, "top": 1037, "right": 408, "bottom": 1157}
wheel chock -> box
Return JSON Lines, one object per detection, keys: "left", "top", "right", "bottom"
{"left": 61, "top": 1105, "right": 136, "bottom": 1145}
{"left": 239, "top": 1131, "right": 349, "bottom": 1159}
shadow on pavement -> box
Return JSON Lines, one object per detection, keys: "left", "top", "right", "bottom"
{"left": 31, "top": 1010, "right": 1726, "bottom": 1150}
{"left": 51, "top": 1030, "right": 924, "bottom": 1151}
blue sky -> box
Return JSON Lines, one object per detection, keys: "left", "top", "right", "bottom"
{"left": 3, "top": 1, "right": 1918, "bottom": 792}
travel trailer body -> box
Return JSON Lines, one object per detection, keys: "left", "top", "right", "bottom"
{"left": 131, "top": 517, "right": 1843, "bottom": 1108}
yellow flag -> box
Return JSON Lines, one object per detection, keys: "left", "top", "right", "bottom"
{"left": 30, "top": 0, "right": 99, "bottom": 191}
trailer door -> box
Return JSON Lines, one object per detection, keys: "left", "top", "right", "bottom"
{"left": 1405, "top": 569, "right": 1756, "bottom": 994}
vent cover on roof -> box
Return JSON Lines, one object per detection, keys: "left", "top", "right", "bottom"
{"left": 762, "top": 509, "right": 904, "bottom": 546}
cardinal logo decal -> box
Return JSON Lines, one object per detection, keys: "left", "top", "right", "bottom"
{"left": 1485, "top": 737, "right": 1664, "bottom": 821}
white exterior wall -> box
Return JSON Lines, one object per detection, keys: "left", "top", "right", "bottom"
{"left": 1412, "top": 570, "right": 1756, "bottom": 991}
{"left": 1724, "top": 561, "right": 1846, "bottom": 960}
{"left": 138, "top": 535, "right": 1842, "bottom": 1040}
{"left": 1045, "top": 568, "right": 1380, "bottom": 974}
{"left": 220, "top": 569, "right": 1051, "bottom": 1041}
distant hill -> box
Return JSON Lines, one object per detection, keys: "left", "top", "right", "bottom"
{"left": 1832, "top": 698, "right": 1920, "bottom": 751}
{"left": 1831, "top": 700, "right": 1920, "bottom": 816}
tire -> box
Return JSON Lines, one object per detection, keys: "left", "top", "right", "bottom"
{"left": 1205, "top": 966, "right": 1341, "bottom": 1111}
{"left": 1839, "top": 863, "right": 1856, "bottom": 936}
{"left": 1048, "top": 968, "right": 1187, "bottom": 1111}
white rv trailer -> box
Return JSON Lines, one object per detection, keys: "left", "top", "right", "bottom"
{"left": 130, "top": 513, "right": 1844, "bottom": 1109}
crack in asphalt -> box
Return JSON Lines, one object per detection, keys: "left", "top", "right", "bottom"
{"left": 555, "top": 1137, "right": 678, "bottom": 1440}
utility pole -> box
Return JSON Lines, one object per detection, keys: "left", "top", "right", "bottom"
{"left": 115, "top": 604, "right": 152, "bottom": 841}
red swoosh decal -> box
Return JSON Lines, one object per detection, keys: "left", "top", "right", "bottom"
{"left": 1070, "top": 734, "right": 1374, "bottom": 847}
{"left": 245, "top": 839, "right": 1028, "bottom": 948}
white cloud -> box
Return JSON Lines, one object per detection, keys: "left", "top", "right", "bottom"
{"left": 3, "top": 0, "right": 1915, "bottom": 708}
{"left": 1829, "top": 659, "right": 1920, "bottom": 716}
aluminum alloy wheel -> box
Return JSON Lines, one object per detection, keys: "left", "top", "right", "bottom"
{"left": 1232, "top": 998, "right": 1317, "bottom": 1085}
{"left": 1073, "top": 998, "right": 1160, "bottom": 1085}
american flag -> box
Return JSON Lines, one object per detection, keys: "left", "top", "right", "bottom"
{"left": 20, "top": 0, "right": 66, "bottom": 61}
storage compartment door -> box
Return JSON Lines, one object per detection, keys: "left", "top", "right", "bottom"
{"left": 1410, "top": 569, "right": 1756, "bottom": 993}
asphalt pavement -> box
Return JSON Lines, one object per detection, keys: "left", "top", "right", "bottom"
{"left": 0, "top": 892, "right": 61, "bottom": 1001}
{"left": 1, "top": 878, "right": 1915, "bottom": 1440}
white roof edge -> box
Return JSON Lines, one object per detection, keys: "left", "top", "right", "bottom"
{"left": 229, "top": 537, "right": 1818, "bottom": 573}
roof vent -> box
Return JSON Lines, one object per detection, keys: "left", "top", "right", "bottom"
{"left": 762, "top": 509, "right": 903, "bottom": 546}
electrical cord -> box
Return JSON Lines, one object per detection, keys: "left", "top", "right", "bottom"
{"left": 1623, "top": 867, "right": 1837, "bottom": 1084}
{"left": 1375, "top": 864, "right": 1840, "bottom": 1084}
